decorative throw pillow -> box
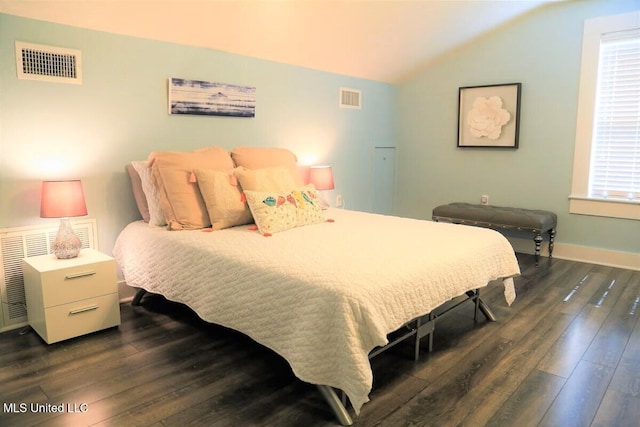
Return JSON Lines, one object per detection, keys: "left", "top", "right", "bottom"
{"left": 193, "top": 168, "right": 253, "bottom": 230}
{"left": 231, "top": 146, "right": 302, "bottom": 186}
{"left": 244, "top": 185, "right": 324, "bottom": 235}
{"left": 131, "top": 161, "right": 166, "bottom": 227}
{"left": 149, "top": 146, "right": 234, "bottom": 230}
{"left": 126, "top": 163, "right": 150, "bottom": 222}
{"left": 234, "top": 166, "right": 298, "bottom": 192}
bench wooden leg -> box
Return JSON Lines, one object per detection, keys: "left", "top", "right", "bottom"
{"left": 549, "top": 228, "right": 556, "bottom": 259}
{"left": 534, "top": 233, "right": 543, "bottom": 266}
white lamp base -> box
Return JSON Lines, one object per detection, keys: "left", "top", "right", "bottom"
{"left": 52, "top": 218, "right": 82, "bottom": 259}
{"left": 318, "top": 192, "right": 330, "bottom": 210}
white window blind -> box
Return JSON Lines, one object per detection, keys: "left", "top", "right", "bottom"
{"left": 589, "top": 29, "right": 640, "bottom": 201}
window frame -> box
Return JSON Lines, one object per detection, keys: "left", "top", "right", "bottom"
{"left": 569, "top": 11, "right": 640, "bottom": 221}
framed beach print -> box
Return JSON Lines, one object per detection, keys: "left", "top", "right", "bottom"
{"left": 457, "top": 83, "right": 521, "bottom": 148}
{"left": 168, "top": 77, "right": 256, "bottom": 117}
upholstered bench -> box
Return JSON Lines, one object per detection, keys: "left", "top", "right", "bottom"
{"left": 432, "top": 203, "right": 557, "bottom": 266}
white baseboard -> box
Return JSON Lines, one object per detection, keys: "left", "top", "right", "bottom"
{"left": 507, "top": 237, "right": 639, "bottom": 271}
{"left": 0, "top": 320, "right": 28, "bottom": 333}
{"left": 118, "top": 279, "right": 137, "bottom": 302}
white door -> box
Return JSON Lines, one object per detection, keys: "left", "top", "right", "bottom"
{"left": 372, "top": 147, "right": 396, "bottom": 215}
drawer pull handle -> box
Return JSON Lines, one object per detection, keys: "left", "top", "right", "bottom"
{"left": 65, "top": 271, "right": 96, "bottom": 280}
{"left": 69, "top": 305, "right": 99, "bottom": 315}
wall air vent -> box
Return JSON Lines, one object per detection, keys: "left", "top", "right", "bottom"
{"left": 15, "top": 41, "right": 82, "bottom": 84}
{"left": 339, "top": 87, "right": 361, "bottom": 109}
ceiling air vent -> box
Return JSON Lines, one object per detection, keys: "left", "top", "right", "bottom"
{"left": 340, "top": 87, "right": 361, "bottom": 109}
{"left": 15, "top": 41, "right": 82, "bottom": 84}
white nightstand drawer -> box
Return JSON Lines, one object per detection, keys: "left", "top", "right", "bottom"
{"left": 38, "top": 260, "right": 116, "bottom": 307}
{"left": 36, "top": 293, "right": 121, "bottom": 344}
{"left": 23, "top": 249, "right": 122, "bottom": 344}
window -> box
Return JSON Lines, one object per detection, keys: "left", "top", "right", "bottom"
{"left": 570, "top": 11, "right": 640, "bottom": 220}
{"left": 590, "top": 30, "right": 640, "bottom": 200}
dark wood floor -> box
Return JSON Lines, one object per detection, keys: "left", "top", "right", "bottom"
{"left": 1, "top": 254, "right": 639, "bottom": 427}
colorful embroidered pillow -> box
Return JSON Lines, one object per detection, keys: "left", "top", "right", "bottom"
{"left": 193, "top": 168, "right": 253, "bottom": 230}
{"left": 244, "top": 185, "right": 324, "bottom": 235}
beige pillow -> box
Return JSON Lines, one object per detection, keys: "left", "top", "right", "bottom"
{"left": 193, "top": 168, "right": 253, "bottom": 230}
{"left": 234, "top": 166, "right": 299, "bottom": 192}
{"left": 149, "top": 146, "right": 234, "bottom": 230}
{"left": 244, "top": 185, "right": 324, "bottom": 235}
{"left": 231, "top": 146, "right": 302, "bottom": 186}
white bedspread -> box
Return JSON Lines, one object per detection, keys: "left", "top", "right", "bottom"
{"left": 113, "top": 209, "right": 520, "bottom": 413}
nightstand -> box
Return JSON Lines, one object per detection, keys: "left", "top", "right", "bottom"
{"left": 22, "top": 248, "right": 121, "bottom": 344}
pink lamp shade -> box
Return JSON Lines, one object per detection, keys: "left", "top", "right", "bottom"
{"left": 40, "top": 180, "right": 88, "bottom": 218}
{"left": 40, "top": 180, "right": 88, "bottom": 259}
{"left": 308, "top": 166, "right": 335, "bottom": 191}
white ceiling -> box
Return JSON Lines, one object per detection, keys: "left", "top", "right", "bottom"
{"left": 0, "top": 0, "right": 554, "bottom": 83}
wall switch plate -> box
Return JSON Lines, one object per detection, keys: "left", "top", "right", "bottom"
{"left": 336, "top": 194, "right": 343, "bottom": 207}
{"left": 481, "top": 195, "right": 489, "bottom": 205}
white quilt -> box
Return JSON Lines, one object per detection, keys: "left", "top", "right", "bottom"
{"left": 113, "top": 209, "right": 520, "bottom": 413}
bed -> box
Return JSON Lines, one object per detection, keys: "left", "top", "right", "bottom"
{"left": 118, "top": 146, "right": 520, "bottom": 424}
{"left": 114, "top": 207, "right": 520, "bottom": 424}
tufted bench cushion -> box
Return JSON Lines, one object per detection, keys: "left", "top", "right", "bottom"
{"left": 432, "top": 203, "right": 557, "bottom": 265}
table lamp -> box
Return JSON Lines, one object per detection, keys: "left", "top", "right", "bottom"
{"left": 309, "top": 166, "right": 334, "bottom": 209}
{"left": 40, "top": 180, "right": 88, "bottom": 259}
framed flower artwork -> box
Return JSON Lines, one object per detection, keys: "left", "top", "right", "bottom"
{"left": 457, "top": 83, "right": 521, "bottom": 148}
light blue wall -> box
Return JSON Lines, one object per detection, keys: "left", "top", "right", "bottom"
{"left": 0, "top": 14, "right": 397, "bottom": 254}
{"left": 396, "top": 0, "right": 640, "bottom": 256}
{"left": 2, "top": 0, "right": 638, "bottom": 262}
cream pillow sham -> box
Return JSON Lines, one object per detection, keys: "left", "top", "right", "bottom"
{"left": 231, "top": 146, "right": 302, "bottom": 186}
{"left": 149, "top": 146, "right": 234, "bottom": 230}
{"left": 234, "top": 166, "right": 298, "bottom": 193}
{"left": 193, "top": 168, "right": 253, "bottom": 230}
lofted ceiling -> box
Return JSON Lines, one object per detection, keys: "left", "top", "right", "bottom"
{"left": 0, "top": 0, "right": 555, "bottom": 83}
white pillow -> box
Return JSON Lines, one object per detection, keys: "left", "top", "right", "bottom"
{"left": 131, "top": 161, "right": 166, "bottom": 227}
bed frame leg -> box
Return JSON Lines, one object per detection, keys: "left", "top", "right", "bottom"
{"left": 478, "top": 297, "right": 497, "bottom": 322}
{"left": 465, "top": 290, "right": 496, "bottom": 322}
{"left": 478, "top": 297, "right": 496, "bottom": 322}
{"left": 414, "top": 317, "right": 421, "bottom": 361}
{"left": 132, "top": 289, "right": 147, "bottom": 306}
{"left": 317, "top": 385, "right": 353, "bottom": 426}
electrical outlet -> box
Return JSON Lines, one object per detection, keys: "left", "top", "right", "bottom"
{"left": 481, "top": 195, "right": 489, "bottom": 205}
{"left": 336, "top": 194, "right": 343, "bottom": 207}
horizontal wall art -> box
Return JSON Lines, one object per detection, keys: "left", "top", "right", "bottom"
{"left": 457, "top": 83, "right": 521, "bottom": 148}
{"left": 168, "top": 77, "right": 256, "bottom": 117}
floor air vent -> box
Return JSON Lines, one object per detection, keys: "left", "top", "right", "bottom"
{"left": 340, "top": 87, "right": 362, "bottom": 109}
{"left": 0, "top": 219, "right": 97, "bottom": 330}
{"left": 15, "top": 41, "right": 82, "bottom": 84}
